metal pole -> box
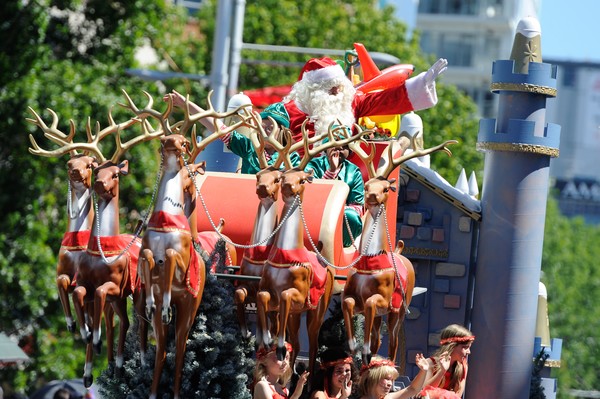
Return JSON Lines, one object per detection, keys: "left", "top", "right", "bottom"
{"left": 210, "top": 0, "right": 233, "bottom": 111}
{"left": 227, "top": 0, "right": 247, "bottom": 99}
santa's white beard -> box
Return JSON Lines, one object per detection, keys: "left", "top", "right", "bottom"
{"left": 288, "top": 79, "right": 356, "bottom": 135}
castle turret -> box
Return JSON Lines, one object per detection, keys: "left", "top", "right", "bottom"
{"left": 467, "top": 17, "right": 560, "bottom": 399}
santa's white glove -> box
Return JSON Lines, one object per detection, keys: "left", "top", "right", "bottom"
{"left": 424, "top": 58, "right": 448, "bottom": 85}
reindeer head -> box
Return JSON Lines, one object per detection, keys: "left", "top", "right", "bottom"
{"left": 67, "top": 154, "right": 98, "bottom": 190}
{"left": 93, "top": 160, "right": 129, "bottom": 201}
{"left": 350, "top": 134, "right": 457, "bottom": 214}
{"left": 256, "top": 166, "right": 283, "bottom": 201}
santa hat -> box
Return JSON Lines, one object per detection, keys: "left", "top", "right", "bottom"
{"left": 298, "top": 57, "right": 346, "bottom": 84}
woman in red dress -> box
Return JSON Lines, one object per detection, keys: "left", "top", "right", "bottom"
{"left": 419, "top": 324, "right": 475, "bottom": 399}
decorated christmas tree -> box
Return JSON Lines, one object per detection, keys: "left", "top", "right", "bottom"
{"left": 97, "top": 242, "right": 255, "bottom": 398}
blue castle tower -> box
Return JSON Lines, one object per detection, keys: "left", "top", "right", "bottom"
{"left": 467, "top": 17, "right": 561, "bottom": 398}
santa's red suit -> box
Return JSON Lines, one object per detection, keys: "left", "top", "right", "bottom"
{"left": 282, "top": 56, "right": 445, "bottom": 150}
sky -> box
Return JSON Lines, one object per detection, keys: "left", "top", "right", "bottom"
{"left": 539, "top": 0, "right": 600, "bottom": 63}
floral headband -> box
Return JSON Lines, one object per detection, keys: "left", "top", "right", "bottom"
{"left": 360, "top": 358, "right": 396, "bottom": 375}
{"left": 440, "top": 335, "right": 476, "bottom": 345}
{"left": 256, "top": 342, "right": 293, "bottom": 361}
{"left": 320, "top": 356, "right": 353, "bottom": 370}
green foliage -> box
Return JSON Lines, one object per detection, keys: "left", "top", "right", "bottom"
{"left": 542, "top": 199, "right": 600, "bottom": 397}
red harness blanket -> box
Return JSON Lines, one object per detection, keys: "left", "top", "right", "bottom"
{"left": 61, "top": 230, "right": 91, "bottom": 250}
{"left": 61, "top": 230, "right": 91, "bottom": 287}
{"left": 242, "top": 245, "right": 272, "bottom": 265}
{"left": 354, "top": 252, "right": 408, "bottom": 312}
{"left": 267, "top": 247, "right": 327, "bottom": 309}
{"left": 146, "top": 211, "right": 202, "bottom": 297}
{"left": 86, "top": 234, "right": 141, "bottom": 293}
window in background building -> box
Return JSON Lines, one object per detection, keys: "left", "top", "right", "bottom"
{"left": 441, "top": 34, "right": 475, "bottom": 67}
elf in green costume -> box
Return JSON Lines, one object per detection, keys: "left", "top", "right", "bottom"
{"left": 305, "top": 127, "right": 365, "bottom": 247}
{"left": 166, "top": 90, "right": 298, "bottom": 174}
{"left": 221, "top": 102, "right": 299, "bottom": 174}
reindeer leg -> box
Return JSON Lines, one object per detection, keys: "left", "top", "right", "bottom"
{"left": 278, "top": 288, "right": 300, "bottom": 361}
{"left": 83, "top": 339, "right": 94, "bottom": 388}
{"left": 287, "top": 313, "right": 301, "bottom": 369}
{"left": 104, "top": 303, "right": 115, "bottom": 365}
{"left": 73, "top": 286, "right": 91, "bottom": 343}
{"left": 342, "top": 296, "right": 357, "bottom": 355}
{"left": 112, "top": 298, "right": 130, "bottom": 378}
{"left": 256, "top": 290, "right": 272, "bottom": 349}
{"left": 234, "top": 285, "right": 251, "bottom": 339}
{"left": 133, "top": 290, "right": 149, "bottom": 366}
{"left": 387, "top": 311, "right": 402, "bottom": 364}
{"left": 93, "top": 281, "right": 121, "bottom": 355}
{"left": 371, "top": 316, "right": 382, "bottom": 356}
{"left": 57, "top": 273, "right": 75, "bottom": 333}
{"left": 363, "top": 294, "right": 385, "bottom": 364}
{"left": 140, "top": 248, "right": 156, "bottom": 320}
{"left": 173, "top": 297, "right": 200, "bottom": 399}
{"left": 162, "top": 248, "right": 183, "bottom": 324}
{"left": 150, "top": 314, "right": 168, "bottom": 399}
{"left": 305, "top": 309, "right": 322, "bottom": 376}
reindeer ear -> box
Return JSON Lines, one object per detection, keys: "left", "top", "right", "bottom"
{"left": 390, "top": 185, "right": 397, "bottom": 192}
{"left": 119, "top": 159, "right": 129, "bottom": 175}
{"left": 307, "top": 175, "right": 314, "bottom": 183}
{"left": 194, "top": 161, "right": 207, "bottom": 175}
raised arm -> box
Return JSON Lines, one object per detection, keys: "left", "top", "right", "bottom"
{"left": 422, "top": 352, "right": 450, "bottom": 389}
{"left": 388, "top": 354, "right": 432, "bottom": 399}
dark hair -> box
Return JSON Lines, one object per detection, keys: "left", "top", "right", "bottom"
{"left": 53, "top": 388, "right": 71, "bottom": 399}
{"left": 310, "top": 347, "right": 357, "bottom": 396}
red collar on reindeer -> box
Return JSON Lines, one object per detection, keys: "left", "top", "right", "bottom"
{"left": 147, "top": 211, "right": 190, "bottom": 233}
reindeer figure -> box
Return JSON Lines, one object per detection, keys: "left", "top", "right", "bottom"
{"left": 233, "top": 118, "right": 296, "bottom": 338}
{"left": 129, "top": 92, "right": 251, "bottom": 399}
{"left": 27, "top": 107, "right": 138, "bottom": 365}
{"left": 342, "top": 136, "right": 457, "bottom": 365}
{"left": 55, "top": 98, "right": 165, "bottom": 387}
{"left": 255, "top": 124, "right": 367, "bottom": 375}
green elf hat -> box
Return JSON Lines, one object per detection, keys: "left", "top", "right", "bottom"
{"left": 260, "top": 102, "right": 290, "bottom": 128}
{"left": 322, "top": 124, "right": 352, "bottom": 144}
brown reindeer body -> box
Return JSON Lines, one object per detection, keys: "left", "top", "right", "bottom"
{"left": 342, "top": 176, "right": 415, "bottom": 364}
{"left": 342, "top": 138, "right": 456, "bottom": 365}
{"left": 234, "top": 166, "right": 283, "bottom": 338}
{"left": 138, "top": 135, "right": 206, "bottom": 399}
{"left": 57, "top": 155, "right": 96, "bottom": 333}
{"left": 71, "top": 159, "right": 143, "bottom": 387}
{"left": 256, "top": 168, "right": 335, "bottom": 376}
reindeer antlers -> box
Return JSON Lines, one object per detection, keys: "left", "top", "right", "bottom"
{"left": 27, "top": 106, "right": 139, "bottom": 162}
{"left": 294, "top": 121, "right": 373, "bottom": 170}
{"left": 377, "top": 136, "right": 458, "bottom": 179}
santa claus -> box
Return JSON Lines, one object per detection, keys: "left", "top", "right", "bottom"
{"left": 282, "top": 56, "right": 448, "bottom": 152}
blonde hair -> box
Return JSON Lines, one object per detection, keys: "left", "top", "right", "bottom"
{"left": 357, "top": 356, "right": 399, "bottom": 396}
{"left": 432, "top": 324, "right": 474, "bottom": 392}
{"left": 253, "top": 346, "right": 293, "bottom": 387}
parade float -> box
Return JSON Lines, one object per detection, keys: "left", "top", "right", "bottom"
{"left": 26, "top": 17, "right": 562, "bottom": 399}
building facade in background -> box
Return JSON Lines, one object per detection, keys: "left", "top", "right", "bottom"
{"left": 546, "top": 59, "right": 600, "bottom": 223}
{"left": 385, "top": 0, "right": 540, "bottom": 118}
